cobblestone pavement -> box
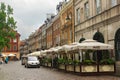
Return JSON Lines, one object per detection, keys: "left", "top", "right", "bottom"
{"left": 0, "top": 61, "right": 120, "bottom": 80}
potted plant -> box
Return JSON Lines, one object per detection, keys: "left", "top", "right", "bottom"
{"left": 74, "top": 60, "right": 80, "bottom": 72}
{"left": 99, "top": 58, "right": 115, "bottom": 72}
{"left": 100, "top": 58, "right": 115, "bottom": 65}
{"left": 82, "top": 59, "right": 96, "bottom": 65}
{"left": 81, "top": 59, "right": 97, "bottom": 72}
{"left": 58, "top": 58, "right": 66, "bottom": 70}
{"left": 66, "top": 59, "right": 74, "bottom": 72}
{"left": 73, "top": 60, "right": 80, "bottom": 65}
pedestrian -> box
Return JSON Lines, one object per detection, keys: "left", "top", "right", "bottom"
{"left": 5, "top": 56, "right": 9, "bottom": 64}
{"left": 0, "top": 57, "right": 3, "bottom": 64}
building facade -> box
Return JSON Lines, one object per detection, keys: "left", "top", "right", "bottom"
{"left": 45, "top": 14, "right": 55, "bottom": 49}
{"left": 28, "top": 32, "right": 35, "bottom": 53}
{"left": 60, "top": 0, "right": 74, "bottom": 45}
{"left": 46, "top": 23, "right": 53, "bottom": 49}
{"left": 37, "top": 27, "right": 42, "bottom": 51}
{"left": 41, "top": 24, "right": 47, "bottom": 50}
{"left": 2, "top": 31, "right": 20, "bottom": 59}
{"left": 74, "top": 0, "right": 120, "bottom": 74}
{"left": 52, "top": 15, "right": 61, "bottom": 47}
{"left": 20, "top": 39, "right": 29, "bottom": 58}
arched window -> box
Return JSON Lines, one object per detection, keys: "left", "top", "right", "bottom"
{"left": 79, "top": 38, "right": 85, "bottom": 43}
{"left": 93, "top": 31, "right": 104, "bottom": 62}
{"left": 115, "top": 28, "right": 120, "bottom": 61}
{"left": 93, "top": 31, "right": 104, "bottom": 43}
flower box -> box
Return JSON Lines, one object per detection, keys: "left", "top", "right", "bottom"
{"left": 99, "top": 64, "right": 114, "bottom": 72}
{"left": 81, "top": 65, "right": 97, "bottom": 72}
{"left": 59, "top": 64, "right": 65, "bottom": 70}
{"left": 66, "top": 64, "right": 74, "bottom": 72}
{"left": 75, "top": 65, "right": 80, "bottom": 72}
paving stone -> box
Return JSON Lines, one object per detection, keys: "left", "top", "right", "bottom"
{"left": 0, "top": 61, "right": 120, "bottom": 80}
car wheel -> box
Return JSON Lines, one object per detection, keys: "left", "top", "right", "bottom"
{"left": 25, "top": 65, "right": 26, "bottom": 68}
{"left": 26, "top": 64, "right": 29, "bottom": 68}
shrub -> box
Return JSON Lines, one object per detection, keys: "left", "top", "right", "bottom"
{"left": 58, "top": 58, "right": 65, "bottom": 64}
{"left": 83, "top": 59, "right": 96, "bottom": 65}
{"left": 100, "top": 58, "right": 115, "bottom": 65}
{"left": 73, "top": 60, "right": 80, "bottom": 65}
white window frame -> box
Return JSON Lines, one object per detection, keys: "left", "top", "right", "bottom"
{"left": 111, "top": 0, "right": 117, "bottom": 7}
{"left": 13, "top": 39, "right": 17, "bottom": 43}
{"left": 14, "top": 45, "right": 17, "bottom": 51}
{"left": 84, "top": 2, "right": 89, "bottom": 19}
{"left": 96, "top": 0, "right": 101, "bottom": 14}
{"left": 76, "top": 8, "right": 80, "bottom": 24}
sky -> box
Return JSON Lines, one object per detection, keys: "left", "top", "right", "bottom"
{"left": 0, "top": 0, "right": 62, "bottom": 40}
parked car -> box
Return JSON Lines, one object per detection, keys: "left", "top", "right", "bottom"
{"left": 25, "top": 56, "right": 40, "bottom": 68}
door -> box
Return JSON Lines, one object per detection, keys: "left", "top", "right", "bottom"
{"left": 115, "top": 28, "right": 120, "bottom": 61}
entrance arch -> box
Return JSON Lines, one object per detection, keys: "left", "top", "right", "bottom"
{"left": 93, "top": 31, "right": 104, "bottom": 43}
{"left": 115, "top": 28, "right": 120, "bottom": 61}
{"left": 93, "top": 31, "right": 105, "bottom": 62}
{"left": 79, "top": 38, "right": 85, "bottom": 43}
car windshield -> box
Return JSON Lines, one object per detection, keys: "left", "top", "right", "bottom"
{"left": 28, "top": 57, "right": 38, "bottom": 61}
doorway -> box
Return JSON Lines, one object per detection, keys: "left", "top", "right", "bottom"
{"left": 115, "top": 28, "right": 120, "bottom": 61}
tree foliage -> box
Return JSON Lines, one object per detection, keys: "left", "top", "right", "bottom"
{"left": 0, "top": 2, "right": 17, "bottom": 51}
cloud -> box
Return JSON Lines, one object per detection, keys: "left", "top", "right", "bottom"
{"left": 0, "top": 0, "right": 62, "bottom": 40}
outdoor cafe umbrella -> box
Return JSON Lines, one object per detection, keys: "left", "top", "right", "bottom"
{"left": 8, "top": 54, "right": 16, "bottom": 56}
{"left": 77, "top": 39, "right": 114, "bottom": 50}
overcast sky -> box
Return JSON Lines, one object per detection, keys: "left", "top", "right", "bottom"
{"left": 0, "top": 0, "right": 62, "bottom": 40}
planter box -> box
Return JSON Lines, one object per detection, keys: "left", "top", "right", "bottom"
{"left": 66, "top": 65, "right": 74, "bottom": 72}
{"left": 45, "top": 63, "right": 48, "bottom": 66}
{"left": 99, "top": 65, "right": 114, "bottom": 72}
{"left": 75, "top": 65, "right": 80, "bottom": 72}
{"left": 48, "top": 63, "right": 52, "bottom": 67}
{"left": 59, "top": 64, "right": 65, "bottom": 70}
{"left": 81, "top": 65, "right": 97, "bottom": 72}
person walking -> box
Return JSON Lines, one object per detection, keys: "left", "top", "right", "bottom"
{"left": 5, "top": 56, "right": 9, "bottom": 64}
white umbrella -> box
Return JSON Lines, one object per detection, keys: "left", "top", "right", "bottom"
{"left": 77, "top": 39, "right": 113, "bottom": 50}
{"left": 8, "top": 54, "right": 16, "bottom": 56}
{"left": 31, "top": 51, "right": 41, "bottom": 56}
{"left": 1, "top": 54, "right": 7, "bottom": 57}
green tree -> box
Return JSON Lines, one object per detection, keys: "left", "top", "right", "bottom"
{"left": 0, "top": 3, "right": 17, "bottom": 52}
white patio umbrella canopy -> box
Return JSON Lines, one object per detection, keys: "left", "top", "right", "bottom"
{"left": 8, "top": 54, "right": 16, "bottom": 56}
{"left": 77, "top": 39, "right": 113, "bottom": 50}
{"left": 1, "top": 54, "right": 7, "bottom": 57}
{"left": 31, "top": 51, "right": 41, "bottom": 56}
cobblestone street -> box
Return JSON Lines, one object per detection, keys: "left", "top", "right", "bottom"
{"left": 0, "top": 61, "right": 120, "bottom": 80}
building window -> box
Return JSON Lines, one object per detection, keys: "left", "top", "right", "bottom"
{"left": 7, "top": 45, "right": 11, "bottom": 51}
{"left": 95, "top": 0, "right": 101, "bottom": 14}
{"left": 13, "top": 39, "right": 17, "bottom": 43}
{"left": 84, "top": 2, "right": 89, "bottom": 19}
{"left": 76, "top": 8, "right": 80, "bottom": 24}
{"left": 9, "top": 39, "right": 12, "bottom": 43}
{"left": 14, "top": 45, "right": 17, "bottom": 51}
{"left": 111, "top": 0, "right": 117, "bottom": 7}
